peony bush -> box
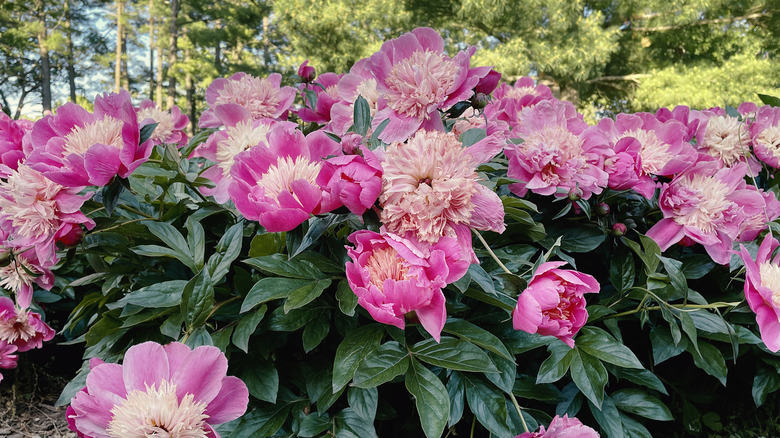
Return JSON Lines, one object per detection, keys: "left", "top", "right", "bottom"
{"left": 3, "top": 27, "right": 780, "bottom": 437}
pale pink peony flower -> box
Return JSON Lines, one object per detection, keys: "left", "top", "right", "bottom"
{"left": 379, "top": 129, "right": 505, "bottom": 249}
{"left": 750, "top": 105, "right": 780, "bottom": 168}
{"left": 0, "top": 340, "right": 18, "bottom": 383}
{"left": 505, "top": 100, "right": 608, "bottom": 199}
{"left": 0, "top": 108, "right": 33, "bottom": 176}
{"left": 646, "top": 161, "right": 769, "bottom": 265}
{"left": 0, "top": 228, "right": 55, "bottom": 308}
{"left": 345, "top": 230, "right": 469, "bottom": 341}
{"left": 135, "top": 99, "right": 189, "bottom": 146}
{"left": 512, "top": 262, "right": 599, "bottom": 347}
{"left": 515, "top": 414, "right": 599, "bottom": 438}
{"left": 484, "top": 76, "right": 555, "bottom": 134}
{"left": 199, "top": 72, "right": 296, "bottom": 129}
{"left": 329, "top": 58, "right": 380, "bottom": 136}
{"left": 67, "top": 341, "right": 249, "bottom": 438}
{"left": 368, "top": 27, "right": 491, "bottom": 143}
{"left": 738, "top": 234, "right": 780, "bottom": 352}
{"left": 298, "top": 72, "right": 343, "bottom": 124}
{"left": 0, "top": 297, "right": 55, "bottom": 352}
{"left": 0, "top": 164, "right": 94, "bottom": 264}
{"left": 25, "top": 90, "right": 152, "bottom": 187}
{"left": 316, "top": 133, "right": 383, "bottom": 216}
{"left": 228, "top": 124, "right": 342, "bottom": 232}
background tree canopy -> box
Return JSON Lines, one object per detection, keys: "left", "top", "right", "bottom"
{"left": 1, "top": 0, "right": 778, "bottom": 121}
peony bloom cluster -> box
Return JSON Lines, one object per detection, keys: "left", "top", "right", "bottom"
{"left": 515, "top": 414, "right": 600, "bottom": 438}
{"left": 512, "top": 262, "right": 600, "bottom": 347}
{"left": 646, "top": 161, "right": 780, "bottom": 265}
{"left": 67, "top": 341, "right": 249, "bottom": 438}
{"left": 199, "top": 72, "right": 296, "bottom": 129}
{"left": 135, "top": 99, "right": 189, "bottom": 146}
{"left": 738, "top": 235, "right": 780, "bottom": 352}
{"left": 0, "top": 297, "right": 54, "bottom": 352}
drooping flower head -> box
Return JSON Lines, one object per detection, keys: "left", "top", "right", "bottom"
{"left": 379, "top": 129, "right": 505, "bottom": 250}
{"left": 515, "top": 414, "right": 600, "bottom": 438}
{"left": 738, "top": 234, "right": 780, "bottom": 352}
{"left": 135, "top": 100, "right": 189, "bottom": 147}
{"left": 0, "top": 164, "right": 94, "bottom": 264}
{"left": 228, "top": 124, "right": 342, "bottom": 232}
{"left": 298, "top": 72, "right": 343, "bottom": 125}
{"left": 750, "top": 105, "right": 780, "bottom": 169}
{"left": 199, "top": 72, "right": 296, "bottom": 129}
{"left": 25, "top": 90, "right": 152, "bottom": 187}
{"left": 0, "top": 297, "right": 55, "bottom": 352}
{"left": 368, "top": 27, "right": 491, "bottom": 142}
{"left": 512, "top": 262, "right": 600, "bottom": 347}
{"left": 316, "top": 133, "right": 383, "bottom": 216}
{"left": 505, "top": 100, "right": 608, "bottom": 200}
{"left": 329, "top": 58, "right": 380, "bottom": 136}
{"left": 67, "top": 341, "right": 249, "bottom": 438}
{"left": 346, "top": 230, "right": 469, "bottom": 341}
{"left": 0, "top": 108, "right": 33, "bottom": 176}
{"left": 646, "top": 161, "right": 771, "bottom": 264}
{"left": 0, "top": 340, "right": 17, "bottom": 384}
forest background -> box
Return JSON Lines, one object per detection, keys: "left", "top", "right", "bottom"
{"left": 1, "top": 0, "right": 779, "bottom": 124}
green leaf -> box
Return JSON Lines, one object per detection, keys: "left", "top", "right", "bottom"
{"left": 284, "top": 279, "right": 331, "bottom": 313}
{"left": 107, "top": 280, "right": 187, "bottom": 309}
{"left": 180, "top": 269, "right": 214, "bottom": 330}
{"left": 621, "top": 413, "right": 653, "bottom": 438}
{"left": 206, "top": 222, "right": 244, "bottom": 283}
{"left": 619, "top": 368, "right": 668, "bottom": 395}
{"left": 348, "top": 386, "right": 378, "bottom": 422}
{"left": 442, "top": 318, "right": 513, "bottom": 360}
{"left": 679, "top": 254, "right": 716, "bottom": 280}
{"left": 229, "top": 403, "right": 291, "bottom": 438}
{"left": 650, "top": 327, "right": 686, "bottom": 365}
{"left": 659, "top": 256, "right": 688, "bottom": 299}
{"left": 267, "top": 305, "right": 321, "bottom": 331}
{"left": 241, "top": 359, "right": 279, "bottom": 403}
{"left": 336, "top": 407, "right": 378, "bottom": 438}
{"left": 463, "top": 286, "right": 516, "bottom": 311}
{"left": 248, "top": 232, "right": 285, "bottom": 257}
{"left": 752, "top": 365, "right": 780, "bottom": 407}
{"left": 241, "top": 277, "right": 316, "bottom": 313}
{"left": 100, "top": 177, "right": 125, "bottom": 216}
{"left": 332, "top": 324, "right": 384, "bottom": 392}
{"left": 589, "top": 395, "right": 624, "bottom": 438}
{"left": 570, "top": 348, "right": 608, "bottom": 408}
{"left": 484, "top": 351, "right": 516, "bottom": 394}
{"left": 689, "top": 340, "right": 727, "bottom": 386}
{"left": 405, "top": 359, "right": 449, "bottom": 438}
{"left": 447, "top": 372, "right": 466, "bottom": 427}
{"left": 513, "top": 375, "right": 562, "bottom": 402}
{"left": 468, "top": 264, "right": 496, "bottom": 295}
{"left": 336, "top": 280, "right": 359, "bottom": 316}
{"left": 680, "top": 311, "right": 700, "bottom": 355}
{"left": 232, "top": 305, "right": 267, "bottom": 353}
{"left": 302, "top": 313, "right": 331, "bottom": 352}
{"left": 537, "top": 342, "right": 575, "bottom": 384}
{"left": 353, "top": 95, "right": 371, "bottom": 137}
{"left": 410, "top": 337, "right": 498, "bottom": 373}
{"left": 186, "top": 217, "right": 206, "bottom": 271}
{"left": 612, "top": 388, "right": 673, "bottom": 421}
{"left": 758, "top": 93, "right": 780, "bottom": 107}
{"left": 548, "top": 224, "right": 605, "bottom": 253}
{"left": 139, "top": 122, "right": 158, "bottom": 145}
{"left": 353, "top": 341, "right": 410, "bottom": 388}
{"left": 459, "top": 128, "right": 487, "bottom": 146}
{"left": 144, "top": 221, "right": 196, "bottom": 270}
{"left": 462, "top": 374, "right": 511, "bottom": 437}
{"left": 298, "top": 411, "right": 331, "bottom": 437}
{"left": 290, "top": 213, "right": 351, "bottom": 258}
{"left": 577, "top": 327, "right": 644, "bottom": 369}
{"left": 609, "top": 247, "right": 635, "bottom": 292}
{"left": 622, "top": 234, "right": 661, "bottom": 274}
{"left": 244, "top": 254, "right": 326, "bottom": 279}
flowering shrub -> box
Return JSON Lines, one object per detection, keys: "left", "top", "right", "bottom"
{"left": 4, "top": 26, "right": 780, "bottom": 438}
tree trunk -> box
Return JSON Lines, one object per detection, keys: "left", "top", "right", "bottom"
{"left": 214, "top": 20, "right": 222, "bottom": 75}
{"left": 37, "top": 0, "right": 52, "bottom": 112}
{"left": 156, "top": 44, "right": 163, "bottom": 106}
{"left": 262, "top": 16, "right": 271, "bottom": 68}
{"left": 121, "top": 24, "right": 130, "bottom": 90}
{"left": 166, "top": 0, "right": 179, "bottom": 109}
{"left": 185, "top": 47, "right": 195, "bottom": 137}
{"left": 114, "top": 0, "right": 123, "bottom": 93}
{"left": 148, "top": 0, "right": 155, "bottom": 100}
{"left": 65, "top": 0, "right": 77, "bottom": 102}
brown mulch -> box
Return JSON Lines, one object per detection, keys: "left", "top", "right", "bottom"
{"left": 0, "top": 365, "right": 76, "bottom": 438}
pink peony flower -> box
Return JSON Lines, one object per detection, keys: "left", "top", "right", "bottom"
{"left": 228, "top": 124, "right": 342, "bottom": 232}
{"left": 505, "top": 100, "right": 608, "bottom": 200}
{"left": 750, "top": 105, "right": 780, "bottom": 168}
{"left": 515, "top": 414, "right": 599, "bottom": 438}
{"left": 0, "top": 229, "right": 55, "bottom": 308}
{"left": 646, "top": 161, "right": 770, "bottom": 265}
{"left": 316, "top": 133, "right": 383, "bottom": 216}
{"left": 25, "top": 90, "right": 152, "bottom": 187}
{"left": 329, "top": 58, "right": 380, "bottom": 136}
{"left": 738, "top": 234, "right": 780, "bottom": 352}
{"left": 691, "top": 107, "right": 759, "bottom": 173}
{"left": 0, "top": 109, "right": 33, "bottom": 175}
{"left": 135, "top": 99, "right": 189, "bottom": 146}
{"left": 379, "top": 129, "right": 505, "bottom": 250}
{"left": 0, "top": 297, "right": 55, "bottom": 352}
{"left": 512, "top": 262, "right": 599, "bottom": 347}
{"left": 484, "top": 76, "right": 555, "bottom": 134}
{"left": 0, "top": 164, "right": 94, "bottom": 264}
{"left": 655, "top": 105, "right": 699, "bottom": 143}
{"left": 368, "top": 27, "right": 491, "bottom": 142}
{"left": 474, "top": 69, "right": 501, "bottom": 96}
{"left": 346, "top": 230, "right": 469, "bottom": 341}
{"left": 298, "top": 72, "right": 343, "bottom": 124}
{"left": 67, "top": 341, "right": 249, "bottom": 438}
{"left": 0, "top": 340, "right": 18, "bottom": 384}
{"left": 199, "top": 72, "right": 296, "bottom": 129}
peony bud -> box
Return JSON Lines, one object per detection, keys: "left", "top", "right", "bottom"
{"left": 595, "top": 203, "right": 610, "bottom": 216}
{"left": 612, "top": 223, "right": 627, "bottom": 236}
{"left": 471, "top": 92, "right": 489, "bottom": 110}
{"left": 297, "top": 60, "right": 316, "bottom": 83}
{"left": 567, "top": 187, "right": 583, "bottom": 202}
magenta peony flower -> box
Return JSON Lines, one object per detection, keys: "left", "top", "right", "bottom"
{"left": 515, "top": 414, "right": 599, "bottom": 438}
{"left": 135, "top": 99, "right": 189, "bottom": 146}
{"left": 346, "top": 230, "right": 469, "bottom": 341}
{"left": 0, "top": 340, "right": 18, "bottom": 384}
{"left": 0, "top": 164, "right": 94, "bottom": 265}
{"left": 505, "top": 100, "right": 608, "bottom": 200}
{"left": 367, "top": 27, "right": 490, "bottom": 143}
{"left": 199, "top": 72, "right": 296, "bottom": 129}
{"left": 380, "top": 129, "right": 505, "bottom": 250}
{"left": 0, "top": 108, "right": 33, "bottom": 175}
{"left": 0, "top": 297, "right": 55, "bottom": 352}
{"left": 646, "top": 161, "right": 772, "bottom": 265}
{"left": 228, "top": 124, "right": 342, "bottom": 232}
{"left": 67, "top": 341, "right": 249, "bottom": 438}
{"left": 298, "top": 72, "right": 343, "bottom": 124}
{"left": 484, "top": 76, "right": 555, "bottom": 134}
{"left": 655, "top": 105, "right": 699, "bottom": 143}
{"left": 512, "top": 262, "right": 600, "bottom": 347}
{"left": 750, "top": 105, "right": 780, "bottom": 168}
{"left": 329, "top": 58, "right": 380, "bottom": 136}
{"left": 316, "top": 133, "right": 383, "bottom": 216}
{"left": 25, "top": 90, "right": 152, "bottom": 187}
{"left": 738, "top": 234, "right": 780, "bottom": 352}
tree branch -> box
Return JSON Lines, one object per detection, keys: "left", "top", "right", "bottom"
{"left": 632, "top": 11, "right": 768, "bottom": 32}
{"left": 586, "top": 74, "right": 650, "bottom": 84}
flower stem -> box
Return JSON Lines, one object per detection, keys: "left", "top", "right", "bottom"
{"left": 509, "top": 392, "right": 530, "bottom": 433}
{"left": 474, "top": 231, "right": 512, "bottom": 275}
{"left": 605, "top": 301, "right": 742, "bottom": 319}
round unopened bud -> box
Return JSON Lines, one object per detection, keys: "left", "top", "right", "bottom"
{"left": 596, "top": 203, "right": 610, "bottom": 216}
{"left": 612, "top": 223, "right": 627, "bottom": 236}
{"left": 567, "top": 187, "right": 583, "bottom": 202}
{"left": 471, "top": 92, "right": 489, "bottom": 110}
{"left": 298, "top": 60, "right": 316, "bottom": 83}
